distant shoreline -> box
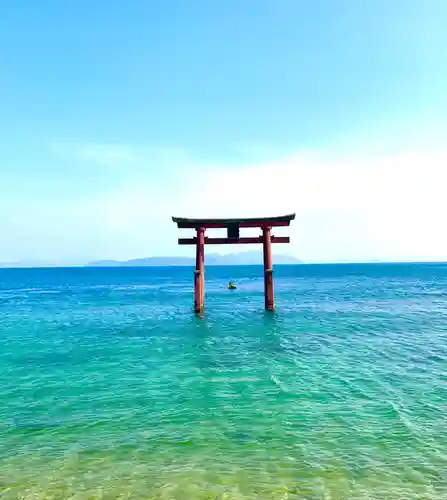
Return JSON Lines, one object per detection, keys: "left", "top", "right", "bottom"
{"left": 0, "top": 261, "right": 446, "bottom": 269}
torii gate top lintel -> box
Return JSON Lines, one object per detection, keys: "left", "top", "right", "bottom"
{"left": 172, "top": 213, "right": 295, "bottom": 313}
{"left": 172, "top": 213, "right": 295, "bottom": 229}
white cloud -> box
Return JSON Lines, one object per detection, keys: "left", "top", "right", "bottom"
{"left": 85, "top": 147, "right": 447, "bottom": 262}
{"left": 2, "top": 146, "right": 447, "bottom": 263}
{"left": 48, "top": 140, "right": 199, "bottom": 171}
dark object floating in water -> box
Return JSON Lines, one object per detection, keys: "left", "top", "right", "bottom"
{"left": 228, "top": 281, "right": 237, "bottom": 290}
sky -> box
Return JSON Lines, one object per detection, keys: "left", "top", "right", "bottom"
{"left": 1, "top": 0, "right": 447, "bottom": 264}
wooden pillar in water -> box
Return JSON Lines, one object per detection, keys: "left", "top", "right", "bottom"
{"left": 194, "top": 227, "right": 205, "bottom": 313}
{"left": 263, "top": 226, "right": 274, "bottom": 311}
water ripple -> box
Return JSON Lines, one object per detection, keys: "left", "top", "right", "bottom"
{"left": 0, "top": 265, "right": 446, "bottom": 498}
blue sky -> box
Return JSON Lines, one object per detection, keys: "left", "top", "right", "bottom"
{"left": 1, "top": 0, "right": 447, "bottom": 263}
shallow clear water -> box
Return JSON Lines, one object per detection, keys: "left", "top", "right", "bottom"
{"left": 0, "top": 264, "right": 446, "bottom": 499}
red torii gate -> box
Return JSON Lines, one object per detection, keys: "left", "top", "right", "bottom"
{"left": 172, "top": 214, "right": 295, "bottom": 313}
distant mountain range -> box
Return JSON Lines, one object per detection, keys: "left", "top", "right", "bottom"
{"left": 87, "top": 251, "right": 302, "bottom": 267}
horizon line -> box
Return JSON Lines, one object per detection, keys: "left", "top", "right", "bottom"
{"left": 1, "top": 260, "right": 446, "bottom": 270}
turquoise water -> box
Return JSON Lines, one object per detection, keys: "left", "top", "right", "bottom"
{"left": 0, "top": 264, "right": 446, "bottom": 499}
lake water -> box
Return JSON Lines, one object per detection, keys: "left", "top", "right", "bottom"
{"left": 0, "top": 264, "right": 446, "bottom": 499}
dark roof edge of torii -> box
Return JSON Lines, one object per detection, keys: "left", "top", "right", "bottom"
{"left": 172, "top": 213, "right": 296, "bottom": 229}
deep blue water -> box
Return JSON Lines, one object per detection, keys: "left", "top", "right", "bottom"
{"left": 0, "top": 264, "right": 446, "bottom": 499}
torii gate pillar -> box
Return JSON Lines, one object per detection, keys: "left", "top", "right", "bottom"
{"left": 263, "top": 226, "right": 274, "bottom": 311}
{"left": 194, "top": 228, "right": 205, "bottom": 313}
{"left": 172, "top": 214, "right": 295, "bottom": 313}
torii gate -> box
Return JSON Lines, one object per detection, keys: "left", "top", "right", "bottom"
{"left": 172, "top": 214, "right": 295, "bottom": 313}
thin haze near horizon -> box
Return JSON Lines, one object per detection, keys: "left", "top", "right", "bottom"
{"left": 1, "top": 1, "right": 446, "bottom": 264}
